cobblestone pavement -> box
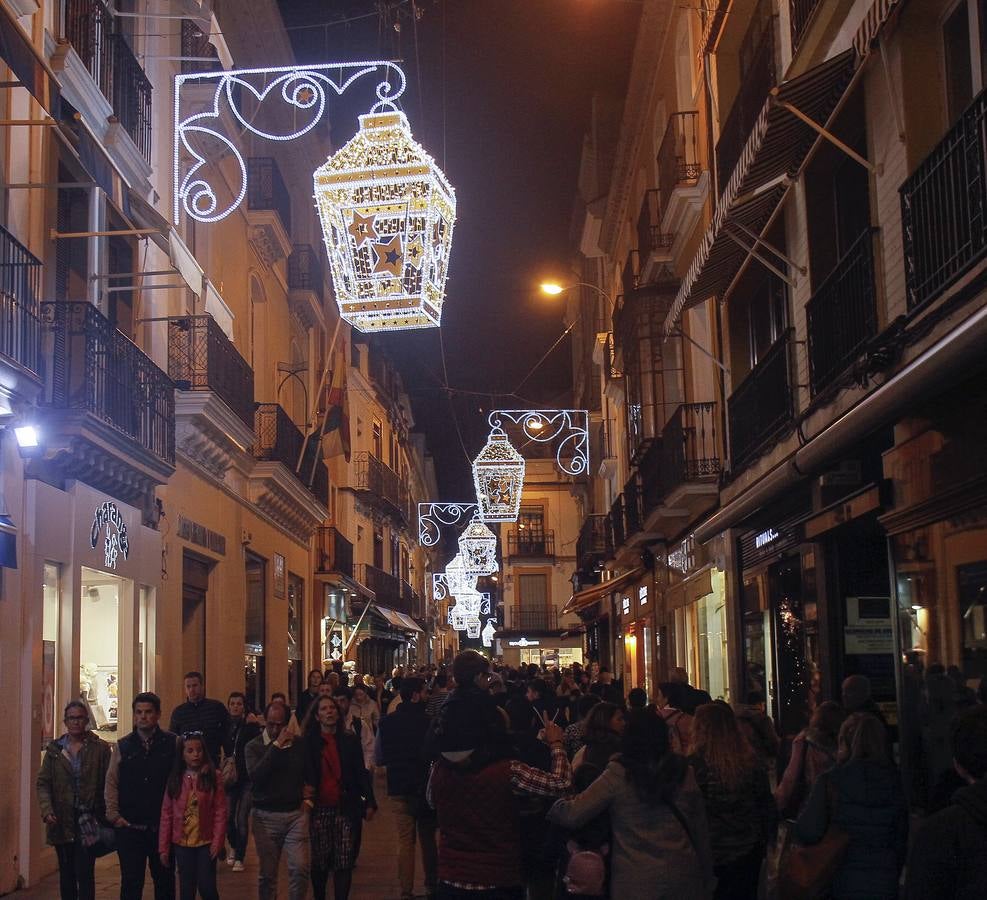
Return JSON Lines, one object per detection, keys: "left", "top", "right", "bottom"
{"left": 14, "top": 772, "right": 428, "bottom": 899}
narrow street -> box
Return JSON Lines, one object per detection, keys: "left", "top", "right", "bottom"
{"left": 16, "top": 773, "right": 424, "bottom": 899}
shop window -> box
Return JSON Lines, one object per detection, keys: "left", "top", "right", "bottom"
{"left": 80, "top": 568, "right": 124, "bottom": 741}
{"left": 287, "top": 573, "right": 304, "bottom": 707}
{"left": 245, "top": 553, "right": 266, "bottom": 714}
{"left": 42, "top": 563, "right": 61, "bottom": 745}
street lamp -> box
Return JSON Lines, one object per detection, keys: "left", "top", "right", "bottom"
{"left": 539, "top": 280, "right": 614, "bottom": 310}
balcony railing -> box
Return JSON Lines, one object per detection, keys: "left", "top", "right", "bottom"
{"left": 247, "top": 158, "right": 292, "bottom": 235}
{"left": 716, "top": 25, "right": 776, "bottom": 193}
{"left": 806, "top": 229, "right": 878, "bottom": 395}
{"left": 610, "top": 475, "right": 643, "bottom": 550}
{"left": 253, "top": 403, "right": 329, "bottom": 503}
{"left": 660, "top": 402, "right": 721, "bottom": 496}
{"left": 167, "top": 316, "right": 255, "bottom": 427}
{"left": 728, "top": 329, "right": 796, "bottom": 470}
{"left": 901, "top": 87, "right": 987, "bottom": 312}
{"left": 0, "top": 225, "right": 42, "bottom": 377}
{"left": 577, "top": 514, "right": 613, "bottom": 575}
{"left": 357, "top": 563, "right": 402, "bottom": 610}
{"left": 315, "top": 526, "right": 353, "bottom": 578}
{"left": 62, "top": 0, "right": 152, "bottom": 160}
{"left": 355, "top": 451, "right": 407, "bottom": 519}
{"left": 658, "top": 111, "right": 702, "bottom": 202}
{"left": 508, "top": 529, "right": 556, "bottom": 558}
{"left": 637, "top": 189, "right": 673, "bottom": 257}
{"left": 41, "top": 301, "right": 175, "bottom": 464}
{"left": 287, "top": 245, "right": 323, "bottom": 298}
{"left": 790, "top": 0, "right": 824, "bottom": 54}
{"left": 509, "top": 606, "right": 559, "bottom": 632}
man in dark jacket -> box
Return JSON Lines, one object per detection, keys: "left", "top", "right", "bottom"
{"left": 375, "top": 678, "right": 436, "bottom": 900}
{"left": 905, "top": 706, "right": 987, "bottom": 900}
{"left": 168, "top": 671, "right": 230, "bottom": 765}
{"left": 105, "top": 691, "right": 177, "bottom": 900}
{"left": 246, "top": 701, "right": 316, "bottom": 900}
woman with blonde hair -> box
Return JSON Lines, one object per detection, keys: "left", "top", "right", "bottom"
{"left": 794, "top": 712, "right": 907, "bottom": 899}
{"left": 688, "top": 703, "right": 775, "bottom": 899}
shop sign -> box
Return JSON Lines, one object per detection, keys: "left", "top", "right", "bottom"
{"left": 508, "top": 637, "right": 540, "bottom": 647}
{"left": 844, "top": 596, "right": 894, "bottom": 654}
{"left": 90, "top": 502, "right": 130, "bottom": 570}
{"left": 177, "top": 516, "right": 226, "bottom": 555}
{"left": 638, "top": 585, "right": 648, "bottom": 606}
{"left": 739, "top": 517, "right": 803, "bottom": 569}
{"left": 755, "top": 528, "right": 780, "bottom": 549}
{"left": 669, "top": 535, "right": 696, "bottom": 574}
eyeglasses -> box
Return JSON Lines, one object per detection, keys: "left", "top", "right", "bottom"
{"left": 182, "top": 731, "right": 204, "bottom": 739}
{"left": 65, "top": 716, "right": 88, "bottom": 723}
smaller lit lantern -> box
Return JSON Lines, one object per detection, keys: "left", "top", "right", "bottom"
{"left": 458, "top": 516, "right": 498, "bottom": 576}
{"left": 465, "top": 616, "right": 482, "bottom": 640}
{"left": 445, "top": 554, "right": 477, "bottom": 597}
{"left": 314, "top": 110, "right": 456, "bottom": 333}
{"left": 481, "top": 619, "right": 497, "bottom": 648}
{"left": 472, "top": 426, "right": 525, "bottom": 522}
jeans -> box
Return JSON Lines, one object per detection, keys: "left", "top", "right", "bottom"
{"left": 116, "top": 826, "right": 175, "bottom": 900}
{"left": 392, "top": 795, "right": 437, "bottom": 898}
{"left": 53, "top": 839, "right": 95, "bottom": 900}
{"left": 253, "top": 807, "right": 310, "bottom": 900}
{"left": 173, "top": 844, "right": 218, "bottom": 900}
{"left": 227, "top": 785, "right": 252, "bottom": 861}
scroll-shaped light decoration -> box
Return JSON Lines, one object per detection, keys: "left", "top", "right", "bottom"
{"left": 314, "top": 111, "right": 456, "bottom": 333}
{"left": 481, "top": 619, "right": 497, "bottom": 648}
{"left": 472, "top": 426, "right": 525, "bottom": 522}
{"left": 458, "top": 516, "right": 498, "bottom": 576}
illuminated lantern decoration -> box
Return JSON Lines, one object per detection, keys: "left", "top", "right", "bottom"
{"left": 465, "top": 617, "right": 482, "bottom": 639}
{"left": 314, "top": 111, "right": 456, "bottom": 333}
{"left": 445, "top": 554, "right": 477, "bottom": 597}
{"left": 458, "top": 516, "right": 498, "bottom": 576}
{"left": 481, "top": 619, "right": 497, "bottom": 648}
{"left": 472, "top": 427, "right": 525, "bottom": 522}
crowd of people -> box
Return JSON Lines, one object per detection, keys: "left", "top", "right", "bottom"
{"left": 36, "top": 656, "right": 987, "bottom": 899}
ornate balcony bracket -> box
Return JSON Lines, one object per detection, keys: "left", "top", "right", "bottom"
{"left": 417, "top": 502, "right": 478, "bottom": 547}
{"left": 487, "top": 409, "right": 590, "bottom": 477}
{"left": 174, "top": 60, "right": 406, "bottom": 223}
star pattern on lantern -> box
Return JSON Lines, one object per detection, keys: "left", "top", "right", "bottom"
{"left": 405, "top": 236, "right": 426, "bottom": 269}
{"left": 347, "top": 210, "right": 379, "bottom": 246}
{"left": 372, "top": 235, "right": 404, "bottom": 276}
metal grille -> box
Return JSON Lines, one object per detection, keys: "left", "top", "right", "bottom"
{"left": 315, "top": 526, "right": 354, "bottom": 578}
{"left": 0, "top": 225, "right": 42, "bottom": 377}
{"left": 357, "top": 563, "right": 402, "bottom": 609}
{"left": 806, "top": 229, "right": 878, "bottom": 394}
{"left": 40, "top": 301, "right": 175, "bottom": 464}
{"left": 577, "top": 514, "right": 613, "bottom": 576}
{"left": 901, "top": 88, "right": 987, "bottom": 311}
{"left": 509, "top": 606, "right": 558, "bottom": 632}
{"left": 658, "top": 111, "right": 702, "bottom": 200}
{"left": 167, "top": 316, "right": 255, "bottom": 427}
{"left": 253, "top": 403, "right": 328, "bottom": 503}
{"left": 354, "top": 451, "right": 408, "bottom": 520}
{"left": 637, "top": 189, "right": 674, "bottom": 256}
{"left": 248, "top": 158, "right": 292, "bottom": 234}
{"left": 508, "top": 529, "right": 556, "bottom": 557}
{"left": 790, "top": 0, "right": 824, "bottom": 54}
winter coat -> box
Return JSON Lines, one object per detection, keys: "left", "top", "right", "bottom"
{"left": 36, "top": 732, "right": 111, "bottom": 845}
{"left": 158, "top": 775, "right": 227, "bottom": 859}
{"left": 689, "top": 752, "right": 776, "bottom": 864}
{"left": 350, "top": 696, "right": 380, "bottom": 734}
{"left": 795, "top": 760, "right": 908, "bottom": 900}
{"left": 905, "top": 777, "right": 987, "bottom": 900}
{"left": 774, "top": 727, "right": 837, "bottom": 816}
{"left": 376, "top": 701, "right": 431, "bottom": 797}
{"left": 548, "top": 760, "right": 715, "bottom": 899}
{"left": 306, "top": 727, "right": 376, "bottom": 817}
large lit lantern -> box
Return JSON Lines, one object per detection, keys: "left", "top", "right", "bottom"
{"left": 445, "top": 554, "right": 477, "bottom": 597}
{"left": 458, "top": 516, "right": 498, "bottom": 576}
{"left": 472, "top": 427, "right": 525, "bottom": 522}
{"left": 314, "top": 111, "right": 456, "bottom": 333}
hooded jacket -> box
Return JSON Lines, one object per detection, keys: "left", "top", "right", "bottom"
{"left": 905, "top": 778, "right": 987, "bottom": 900}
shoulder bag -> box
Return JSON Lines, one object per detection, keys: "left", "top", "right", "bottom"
{"left": 777, "top": 778, "right": 848, "bottom": 900}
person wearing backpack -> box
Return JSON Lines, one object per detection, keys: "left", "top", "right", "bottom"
{"left": 548, "top": 709, "right": 715, "bottom": 899}
{"left": 656, "top": 682, "right": 694, "bottom": 755}
{"left": 774, "top": 702, "right": 844, "bottom": 817}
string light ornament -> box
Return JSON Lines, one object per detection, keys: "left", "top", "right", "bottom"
{"left": 481, "top": 618, "right": 497, "bottom": 648}
{"left": 314, "top": 110, "right": 456, "bottom": 332}
{"left": 444, "top": 553, "right": 478, "bottom": 597}
{"left": 458, "top": 516, "right": 499, "bottom": 576}
{"left": 472, "top": 426, "right": 525, "bottom": 523}
{"left": 465, "top": 617, "right": 482, "bottom": 639}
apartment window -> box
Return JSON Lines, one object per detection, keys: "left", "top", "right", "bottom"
{"left": 106, "top": 218, "right": 135, "bottom": 336}
{"left": 372, "top": 418, "right": 383, "bottom": 459}
{"left": 517, "top": 573, "right": 548, "bottom": 611}
{"left": 55, "top": 170, "right": 89, "bottom": 300}
{"left": 729, "top": 265, "right": 788, "bottom": 379}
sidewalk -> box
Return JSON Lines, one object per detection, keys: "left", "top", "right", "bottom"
{"left": 14, "top": 773, "right": 428, "bottom": 899}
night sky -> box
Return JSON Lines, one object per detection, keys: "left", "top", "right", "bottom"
{"left": 277, "top": 0, "right": 639, "bottom": 497}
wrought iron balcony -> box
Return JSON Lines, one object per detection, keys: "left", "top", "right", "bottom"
{"left": 658, "top": 111, "right": 702, "bottom": 201}
{"left": 167, "top": 316, "right": 255, "bottom": 427}
{"left": 728, "top": 328, "right": 796, "bottom": 470}
{"left": 610, "top": 475, "right": 643, "bottom": 551}
{"left": 806, "top": 229, "right": 878, "bottom": 395}
{"left": 0, "top": 225, "right": 42, "bottom": 378}
{"left": 40, "top": 301, "right": 175, "bottom": 465}
{"left": 507, "top": 529, "right": 556, "bottom": 558}
{"left": 357, "top": 563, "right": 402, "bottom": 610}
{"left": 660, "top": 402, "right": 721, "bottom": 495}
{"left": 253, "top": 403, "right": 329, "bottom": 504}
{"left": 62, "top": 0, "right": 152, "bottom": 160}
{"left": 716, "top": 25, "right": 776, "bottom": 194}
{"left": 901, "top": 87, "right": 987, "bottom": 312}
{"left": 637, "top": 189, "right": 673, "bottom": 257}
{"left": 287, "top": 244, "right": 323, "bottom": 298}
{"left": 577, "top": 514, "right": 613, "bottom": 577}
{"left": 247, "top": 157, "right": 292, "bottom": 235}
{"left": 354, "top": 451, "right": 408, "bottom": 521}
{"left": 509, "top": 606, "right": 559, "bottom": 632}
{"left": 315, "top": 526, "right": 353, "bottom": 578}
{"left": 790, "top": 0, "right": 824, "bottom": 54}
